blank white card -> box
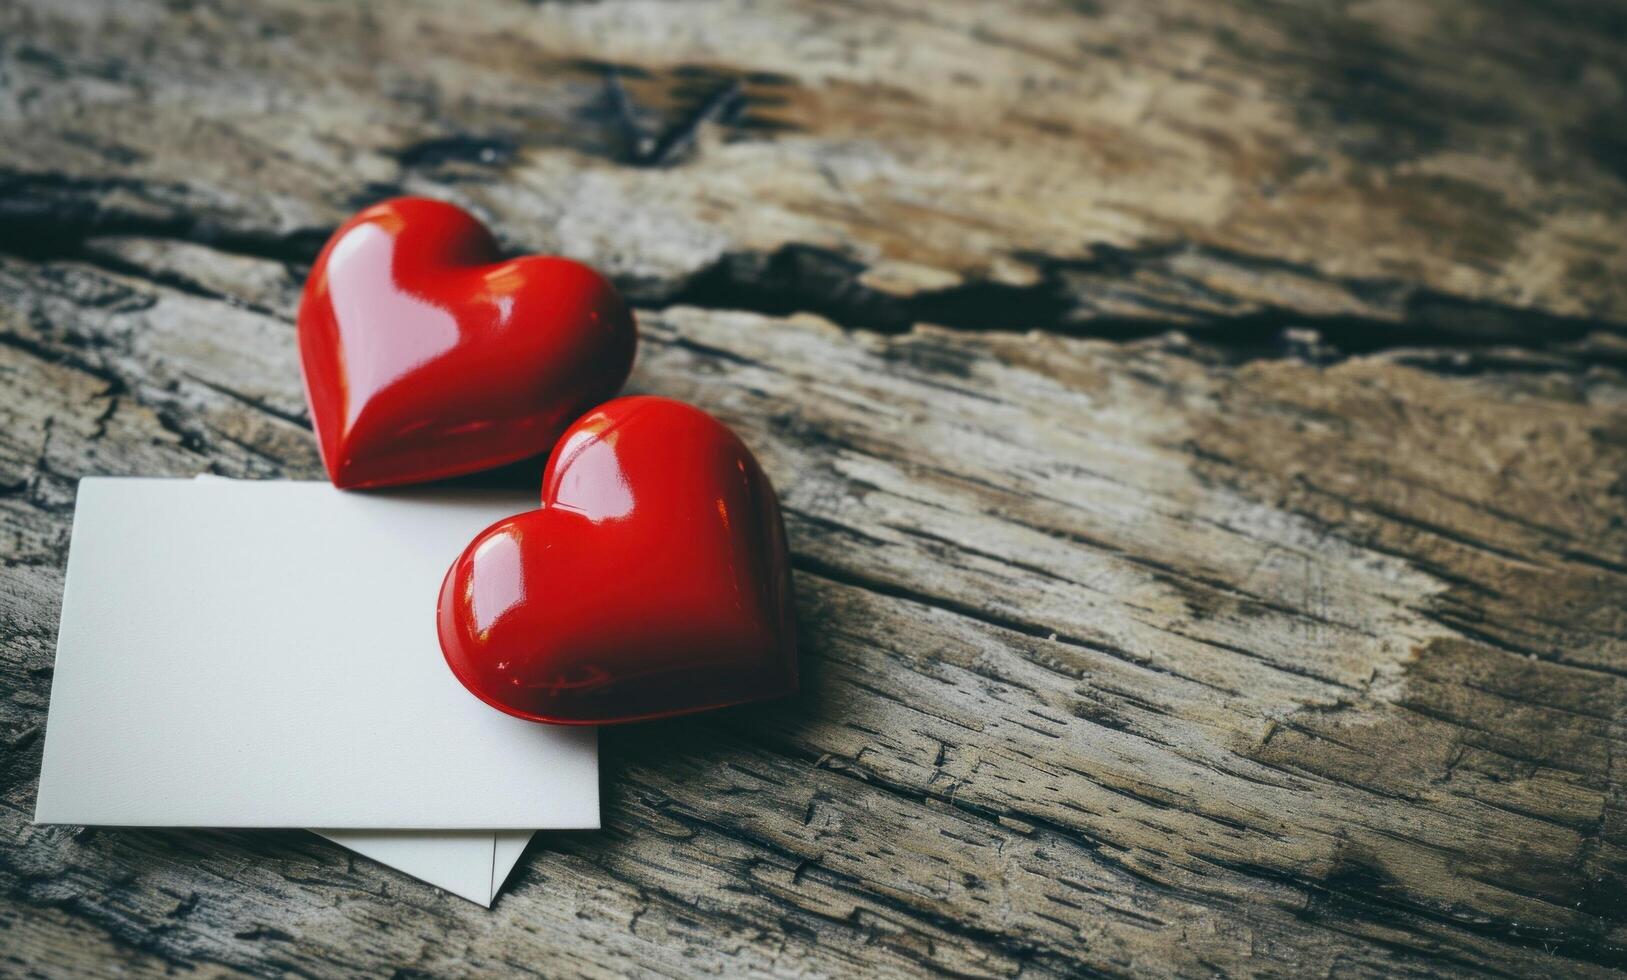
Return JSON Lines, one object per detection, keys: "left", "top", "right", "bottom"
{"left": 35, "top": 478, "right": 598, "bottom": 830}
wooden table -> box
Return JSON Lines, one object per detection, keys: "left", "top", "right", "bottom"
{"left": 3, "top": 1, "right": 1625, "bottom": 975}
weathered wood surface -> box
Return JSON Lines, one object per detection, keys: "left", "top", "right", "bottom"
{"left": 3, "top": 0, "right": 1626, "bottom": 976}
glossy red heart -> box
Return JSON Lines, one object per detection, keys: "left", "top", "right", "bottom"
{"left": 437, "top": 396, "right": 799, "bottom": 725}
{"left": 298, "top": 197, "right": 636, "bottom": 488}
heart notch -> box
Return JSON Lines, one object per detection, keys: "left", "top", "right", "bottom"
{"left": 298, "top": 197, "right": 637, "bottom": 489}
{"left": 438, "top": 397, "right": 799, "bottom": 725}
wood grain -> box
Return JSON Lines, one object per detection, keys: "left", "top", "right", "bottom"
{"left": 2, "top": 0, "right": 1625, "bottom": 976}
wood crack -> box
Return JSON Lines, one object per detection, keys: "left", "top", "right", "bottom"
{"left": 4, "top": 171, "right": 1625, "bottom": 379}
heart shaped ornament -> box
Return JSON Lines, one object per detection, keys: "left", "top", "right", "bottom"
{"left": 298, "top": 197, "right": 636, "bottom": 488}
{"left": 438, "top": 397, "right": 799, "bottom": 725}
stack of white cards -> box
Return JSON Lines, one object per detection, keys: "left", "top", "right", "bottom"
{"left": 34, "top": 477, "right": 599, "bottom": 905}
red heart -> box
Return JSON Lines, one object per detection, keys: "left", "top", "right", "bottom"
{"left": 437, "top": 396, "right": 799, "bottom": 724}
{"left": 298, "top": 198, "right": 636, "bottom": 488}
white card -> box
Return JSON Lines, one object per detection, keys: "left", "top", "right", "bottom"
{"left": 316, "top": 829, "right": 533, "bottom": 906}
{"left": 35, "top": 478, "right": 598, "bottom": 829}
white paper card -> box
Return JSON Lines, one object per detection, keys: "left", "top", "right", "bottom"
{"left": 35, "top": 478, "right": 598, "bottom": 829}
{"left": 316, "top": 829, "right": 533, "bottom": 906}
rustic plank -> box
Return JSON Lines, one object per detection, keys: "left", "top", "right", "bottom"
{"left": 5, "top": 0, "right": 1627, "bottom": 333}
{"left": 2, "top": 0, "right": 1626, "bottom": 976}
